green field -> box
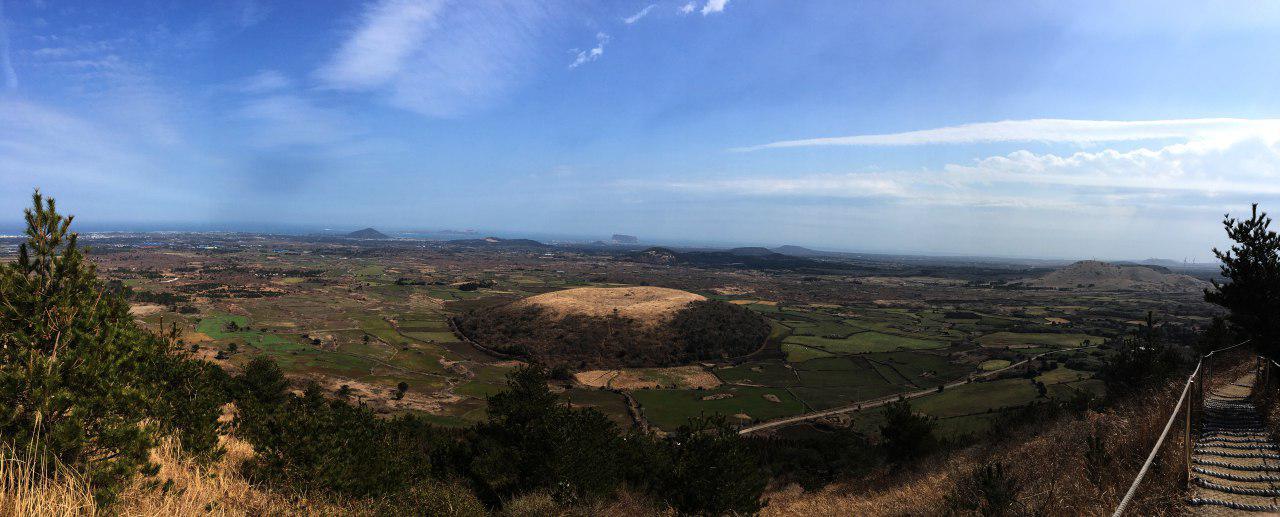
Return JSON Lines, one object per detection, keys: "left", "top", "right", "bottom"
{"left": 911, "top": 379, "right": 1040, "bottom": 418}
{"left": 979, "top": 359, "right": 1012, "bottom": 371}
{"left": 634, "top": 386, "right": 806, "bottom": 430}
{"left": 976, "top": 332, "right": 1100, "bottom": 349}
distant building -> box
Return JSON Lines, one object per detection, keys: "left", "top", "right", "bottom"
{"left": 612, "top": 234, "right": 639, "bottom": 244}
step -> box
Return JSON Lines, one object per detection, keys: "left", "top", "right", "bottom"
{"left": 1192, "top": 458, "right": 1280, "bottom": 472}
{"left": 1194, "top": 448, "right": 1280, "bottom": 460}
{"left": 1187, "top": 497, "right": 1280, "bottom": 512}
{"left": 1197, "top": 441, "right": 1279, "bottom": 450}
{"left": 1193, "top": 477, "right": 1280, "bottom": 497}
{"left": 1193, "top": 466, "right": 1280, "bottom": 483}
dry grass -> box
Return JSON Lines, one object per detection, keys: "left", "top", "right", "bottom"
{"left": 1, "top": 435, "right": 348, "bottom": 516}
{"left": 762, "top": 356, "right": 1254, "bottom": 516}
{"left": 519, "top": 287, "right": 704, "bottom": 325}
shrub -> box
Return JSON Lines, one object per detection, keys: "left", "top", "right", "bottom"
{"left": 945, "top": 461, "right": 1022, "bottom": 516}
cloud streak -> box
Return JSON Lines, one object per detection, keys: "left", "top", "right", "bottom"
{"left": 317, "top": 0, "right": 557, "bottom": 117}
{"left": 642, "top": 136, "right": 1280, "bottom": 213}
{"left": 739, "top": 118, "right": 1280, "bottom": 151}
{"left": 702, "top": 0, "right": 729, "bottom": 15}
{"left": 569, "top": 32, "right": 609, "bottom": 69}
{"left": 624, "top": 4, "right": 656, "bottom": 24}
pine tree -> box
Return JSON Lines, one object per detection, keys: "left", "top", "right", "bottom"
{"left": 0, "top": 191, "right": 222, "bottom": 503}
{"left": 1205, "top": 204, "right": 1280, "bottom": 357}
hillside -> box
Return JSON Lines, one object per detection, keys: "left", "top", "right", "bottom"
{"left": 346, "top": 227, "right": 389, "bottom": 239}
{"left": 459, "top": 287, "right": 769, "bottom": 369}
{"left": 1025, "top": 260, "right": 1208, "bottom": 292}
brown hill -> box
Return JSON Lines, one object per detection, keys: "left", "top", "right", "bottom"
{"left": 459, "top": 287, "right": 767, "bottom": 369}
{"left": 517, "top": 286, "right": 705, "bottom": 326}
{"left": 1025, "top": 260, "right": 1208, "bottom": 292}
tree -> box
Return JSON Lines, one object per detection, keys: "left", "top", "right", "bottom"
{"left": 465, "top": 365, "right": 625, "bottom": 505}
{"left": 1098, "top": 312, "right": 1183, "bottom": 397}
{"left": 0, "top": 191, "right": 222, "bottom": 503}
{"left": 662, "top": 415, "right": 767, "bottom": 516}
{"left": 1206, "top": 204, "right": 1280, "bottom": 357}
{"left": 879, "top": 399, "right": 936, "bottom": 463}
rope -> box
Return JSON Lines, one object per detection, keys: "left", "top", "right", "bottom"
{"left": 1110, "top": 339, "right": 1250, "bottom": 517}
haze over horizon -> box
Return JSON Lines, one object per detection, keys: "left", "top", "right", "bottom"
{"left": 4, "top": 1, "right": 1280, "bottom": 261}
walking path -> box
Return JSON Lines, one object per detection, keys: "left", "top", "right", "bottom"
{"left": 1188, "top": 373, "right": 1280, "bottom": 515}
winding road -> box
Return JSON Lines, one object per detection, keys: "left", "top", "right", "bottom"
{"left": 738, "top": 345, "right": 1096, "bottom": 435}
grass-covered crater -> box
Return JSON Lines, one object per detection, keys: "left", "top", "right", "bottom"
{"left": 458, "top": 286, "right": 770, "bottom": 369}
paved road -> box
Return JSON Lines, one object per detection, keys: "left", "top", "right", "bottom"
{"left": 738, "top": 345, "right": 1096, "bottom": 435}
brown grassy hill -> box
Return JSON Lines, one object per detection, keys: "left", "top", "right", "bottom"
{"left": 460, "top": 287, "right": 768, "bottom": 369}
{"left": 1025, "top": 260, "right": 1208, "bottom": 292}
{"left": 517, "top": 286, "right": 706, "bottom": 325}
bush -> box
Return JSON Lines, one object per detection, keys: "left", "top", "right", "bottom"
{"left": 368, "top": 481, "right": 488, "bottom": 517}
{"left": 946, "top": 461, "right": 1022, "bottom": 516}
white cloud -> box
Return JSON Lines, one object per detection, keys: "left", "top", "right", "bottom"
{"left": 317, "top": 0, "right": 446, "bottom": 89}
{"left": 569, "top": 32, "right": 609, "bottom": 69}
{"left": 679, "top": 2, "right": 695, "bottom": 15}
{"left": 317, "top": 0, "right": 557, "bottom": 117}
{"left": 236, "top": 70, "right": 291, "bottom": 93}
{"left": 624, "top": 4, "right": 656, "bottom": 24}
{"left": 640, "top": 136, "right": 1280, "bottom": 212}
{"left": 701, "top": 0, "right": 729, "bottom": 15}
{"left": 740, "top": 118, "right": 1280, "bottom": 151}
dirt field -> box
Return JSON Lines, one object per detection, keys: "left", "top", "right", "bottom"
{"left": 575, "top": 365, "right": 723, "bottom": 390}
{"left": 519, "top": 286, "right": 705, "bottom": 325}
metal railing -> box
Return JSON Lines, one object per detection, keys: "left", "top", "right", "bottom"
{"left": 1111, "top": 340, "right": 1250, "bottom": 517}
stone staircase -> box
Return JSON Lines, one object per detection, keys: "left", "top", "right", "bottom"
{"left": 1189, "top": 374, "right": 1280, "bottom": 514}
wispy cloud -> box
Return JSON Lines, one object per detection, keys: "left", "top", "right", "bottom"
{"left": 679, "top": 2, "right": 695, "bottom": 15}
{"left": 0, "top": 0, "right": 16, "bottom": 89}
{"left": 236, "top": 70, "right": 291, "bottom": 93}
{"left": 569, "top": 32, "right": 609, "bottom": 69}
{"left": 701, "top": 0, "right": 729, "bottom": 15}
{"left": 638, "top": 134, "right": 1280, "bottom": 212}
{"left": 317, "top": 0, "right": 557, "bottom": 117}
{"left": 739, "top": 118, "right": 1280, "bottom": 151}
{"left": 317, "top": 0, "right": 445, "bottom": 89}
{"left": 624, "top": 4, "right": 656, "bottom": 24}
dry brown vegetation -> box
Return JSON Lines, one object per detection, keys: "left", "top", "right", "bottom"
{"left": 518, "top": 287, "right": 705, "bottom": 325}
{"left": 1, "top": 435, "right": 346, "bottom": 516}
{"left": 761, "top": 357, "right": 1253, "bottom": 516}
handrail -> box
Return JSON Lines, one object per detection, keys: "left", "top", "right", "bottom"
{"left": 1111, "top": 339, "right": 1250, "bottom": 517}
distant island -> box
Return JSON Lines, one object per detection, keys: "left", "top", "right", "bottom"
{"left": 346, "top": 227, "right": 389, "bottom": 239}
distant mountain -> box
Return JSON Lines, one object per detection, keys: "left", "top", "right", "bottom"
{"left": 347, "top": 228, "right": 389, "bottom": 239}
{"left": 727, "top": 246, "right": 778, "bottom": 257}
{"left": 623, "top": 246, "right": 850, "bottom": 271}
{"left": 612, "top": 233, "right": 639, "bottom": 244}
{"left": 1026, "top": 260, "right": 1208, "bottom": 292}
{"left": 444, "top": 237, "right": 549, "bottom": 249}
{"left": 772, "top": 245, "right": 827, "bottom": 257}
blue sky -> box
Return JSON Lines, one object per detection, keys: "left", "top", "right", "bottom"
{"left": 3, "top": 1, "right": 1280, "bottom": 260}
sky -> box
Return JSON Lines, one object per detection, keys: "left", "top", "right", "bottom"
{"left": 3, "top": 0, "right": 1280, "bottom": 260}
